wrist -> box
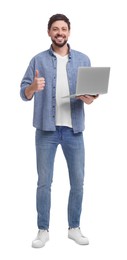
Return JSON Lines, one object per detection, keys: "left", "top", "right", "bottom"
{"left": 25, "top": 84, "right": 35, "bottom": 100}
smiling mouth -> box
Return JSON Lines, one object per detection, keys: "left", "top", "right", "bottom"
{"left": 55, "top": 37, "right": 64, "bottom": 41}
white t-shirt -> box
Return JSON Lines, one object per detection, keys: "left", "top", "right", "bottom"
{"left": 55, "top": 53, "right": 72, "bottom": 128}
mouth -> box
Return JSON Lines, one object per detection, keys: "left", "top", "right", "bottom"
{"left": 55, "top": 35, "right": 65, "bottom": 42}
{"left": 56, "top": 37, "right": 63, "bottom": 41}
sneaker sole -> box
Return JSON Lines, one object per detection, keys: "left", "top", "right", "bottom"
{"left": 68, "top": 236, "right": 89, "bottom": 245}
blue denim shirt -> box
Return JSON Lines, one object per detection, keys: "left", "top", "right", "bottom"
{"left": 20, "top": 45, "right": 91, "bottom": 133}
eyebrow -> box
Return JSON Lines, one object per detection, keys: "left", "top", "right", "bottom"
{"left": 52, "top": 26, "right": 68, "bottom": 29}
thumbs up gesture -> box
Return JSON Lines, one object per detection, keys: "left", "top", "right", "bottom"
{"left": 33, "top": 69, "right": 45, "bottom": 92}
{"left": 24, "top": 70, "right": 45, "bottom": 100}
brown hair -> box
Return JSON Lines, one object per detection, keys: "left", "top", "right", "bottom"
{"left": 48, "top": 14, "right": 71, "bottom": 30}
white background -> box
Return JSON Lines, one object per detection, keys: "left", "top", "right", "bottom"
{"left": 0, "top": 0, "right": 127, "bottom": 259}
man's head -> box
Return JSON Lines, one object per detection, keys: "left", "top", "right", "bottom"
{"left": 48, "top": 14, "right": 71, "bottom": 48}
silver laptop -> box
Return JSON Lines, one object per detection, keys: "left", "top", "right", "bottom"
{"left": 62, "top": 67, "right": 110, "bottom": 98}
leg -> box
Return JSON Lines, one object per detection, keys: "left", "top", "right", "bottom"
{"left": 35, "top": 129, "right": 58, "bottom": 230}
{"left": 61, "top": 128, "right": 85, "bottom": 228}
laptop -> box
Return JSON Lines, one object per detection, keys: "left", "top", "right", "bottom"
{"left": 62, "top": 67, "right": 110, "bottom": 98}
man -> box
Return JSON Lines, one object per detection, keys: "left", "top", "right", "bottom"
{"left": 20, "top": 13, "right": 98, "bottom": 248}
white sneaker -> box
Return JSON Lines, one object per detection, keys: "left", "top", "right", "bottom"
{"left": 32, "top": 229, "right": 49, "bottom": 248}
{"left": 68, "top": 227, "right": 89, "bottom": 245}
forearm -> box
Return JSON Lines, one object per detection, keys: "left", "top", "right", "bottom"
{"left": 24, "top": 84, "right": 35, "bottom": 100}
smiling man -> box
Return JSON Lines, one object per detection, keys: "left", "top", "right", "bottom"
{"left": 20, "top": 13, "right": 98, "bottom": 248}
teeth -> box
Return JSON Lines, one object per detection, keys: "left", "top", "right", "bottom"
{"left": 57, "top": 37, "right": 63, "bottom": 40}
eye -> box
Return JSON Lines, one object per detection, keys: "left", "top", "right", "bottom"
{"left": 53, "top": 28, "right": 58, "bottom": 31}
{"left": 62, "top": 28, "right": 67, "bottom": 31}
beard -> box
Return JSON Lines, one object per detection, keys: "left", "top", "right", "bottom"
{"left": 52, "top": 38, "right": 67, "bottom": 48}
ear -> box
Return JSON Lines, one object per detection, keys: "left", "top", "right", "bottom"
{"left": 48, "top": 30, "right": 51, "bottom": 36}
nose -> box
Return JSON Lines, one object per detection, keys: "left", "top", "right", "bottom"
{"left": 57, "top": 29, "right": 63, "bottom": 35}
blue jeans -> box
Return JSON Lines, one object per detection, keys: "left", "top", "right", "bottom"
{"left": 35, "top": 126, "right": 85, "bottom": 230}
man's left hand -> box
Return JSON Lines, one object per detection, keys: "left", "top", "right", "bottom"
{"left": 77, "top": 94, "right": 99, "bottom": 104}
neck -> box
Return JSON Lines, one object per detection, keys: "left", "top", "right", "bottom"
{"left": 52, "top": 44, "right": 69, "bottom": 56}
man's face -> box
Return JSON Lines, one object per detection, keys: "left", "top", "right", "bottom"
{"left": 48, "top": 20, "right": 70, "bottom": 48}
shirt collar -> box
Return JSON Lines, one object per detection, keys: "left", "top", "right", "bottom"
{"left": 49, "top": 44, "right": 72, "bottom": 59}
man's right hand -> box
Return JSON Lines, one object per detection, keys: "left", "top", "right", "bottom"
{"left": 25, "top": 70, "right": 45, "bottom": 100}
{"left": 32, "top": 70, "right": 45, "bottom": 92}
